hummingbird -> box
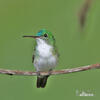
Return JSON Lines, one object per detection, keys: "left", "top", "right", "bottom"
{"left": 23, "top": 29, "right": 59, "bottom": 88}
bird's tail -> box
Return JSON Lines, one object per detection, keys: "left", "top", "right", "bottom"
{"left": 37, "top": 75, "right": 49, "bottom": 88}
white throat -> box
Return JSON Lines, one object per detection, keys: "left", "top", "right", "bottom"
{"left": 36, "top": 39, "right": 53, "bottom": 58}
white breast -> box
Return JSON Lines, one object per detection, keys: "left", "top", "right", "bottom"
{"left": 34, "top": 39, "right": 57, "bottom": 71}
{"left": 36, "top": 39, "right": 53, "bottom": 58}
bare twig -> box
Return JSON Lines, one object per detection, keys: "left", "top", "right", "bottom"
{"left": 78, "top": 0, "right": 92, "bottom": 28}
{"left": 0, "top": 64, "right": 100, "bottom": 76}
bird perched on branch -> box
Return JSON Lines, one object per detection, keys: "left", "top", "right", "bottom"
{"left": 23, "top": 29, "right": 59, "bottom": 88}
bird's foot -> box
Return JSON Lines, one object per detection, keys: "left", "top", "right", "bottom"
{"left": 37, "top": 71, "right": 41, "bottom": 76}
{"left": 48, "top": 69, "right": 52, "bottom": 76}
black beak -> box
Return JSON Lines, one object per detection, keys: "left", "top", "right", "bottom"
{"left": 23, "top": 35, "right": 41, "bottom": 39}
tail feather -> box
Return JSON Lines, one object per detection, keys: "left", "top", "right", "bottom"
{"left": 37, "top": 77, "right": 43, "bottom": 88}
{"left": 37, "top": 75, "right": 49, "bottom": 88}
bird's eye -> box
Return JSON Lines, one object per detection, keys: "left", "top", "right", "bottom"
{"left": 44, "top": 33, "right": 48, "bottom": 37}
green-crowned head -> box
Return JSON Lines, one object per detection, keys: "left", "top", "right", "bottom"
{"left": 23, "top": 29, "right": 55, "bottom": 45}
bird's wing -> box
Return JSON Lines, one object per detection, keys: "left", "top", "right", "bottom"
{"left": 53, "top": 45, "right": 60, "bottom": 57}
{"left": 32, "top": 41, "right": 37, "bottom": 63}
{"left": 51, "top": 36, "right": 59, "bottom": 57}
{"left": 32, "top": 54, "right": 35, "bottom": 63}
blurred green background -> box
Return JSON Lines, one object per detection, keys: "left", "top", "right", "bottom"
{"left": 0, "top": 0, "right": 100, "bottom": 100}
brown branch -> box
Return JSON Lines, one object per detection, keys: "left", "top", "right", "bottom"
{"left": 0, "top": 64, "right": 100, "bottom": 76}
{"left": 78, "top": 0, "right": 92, "bottom": 28}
